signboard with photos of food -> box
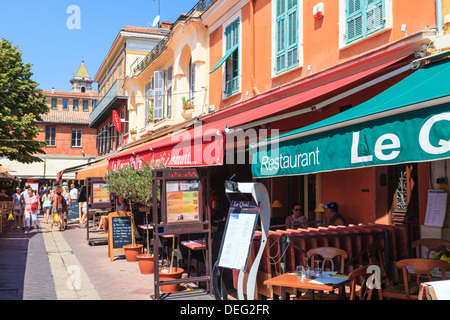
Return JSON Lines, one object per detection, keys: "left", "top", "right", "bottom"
{"left": 166, "top": 180, "right": 200, "bottom": 223}
{"left": 92, "top": 182, "right": 110, "bottom": 203}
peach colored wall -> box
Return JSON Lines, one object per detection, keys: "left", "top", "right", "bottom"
{"left": 208, "top": 0, "right": 436, "bottom": 110}
{"left": 322, "top": 167, "right": 377, "bottom": 226}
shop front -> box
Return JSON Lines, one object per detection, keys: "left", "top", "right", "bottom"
{"left": 251, "top": 56, "right": 450, "bottom": 243}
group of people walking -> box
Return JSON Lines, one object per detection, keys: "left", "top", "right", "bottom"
{"left": 11, "top": 183, "right": 78, "bottom": 234}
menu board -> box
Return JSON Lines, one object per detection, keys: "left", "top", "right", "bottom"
{"left": 425, "top": 190, "right": 448, "bottom": 227}
{"left": 217, "top": 201, "right": 260, "bottom": 271}
{"left": 92, "top": 182, "right": 109, "bottom": 203}
{"left": 111, "top": 216, "right": 133, "bottom": 249}
{"left": 108, "top": 212, "right": 134, "bottom": 261}
{"left": 166, "top": 180, "right": 200, "bottom": 223}
{"left": 67, "top": 200, "right": 79, "bottom": 220}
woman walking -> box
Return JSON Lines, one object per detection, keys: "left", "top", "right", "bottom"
{"left": 62, "top": 185, "right": 71, "bottom": 230}
{"left": 51, "top": 186, "right": 64, "bottom": 232}
{"left": 12, "top": 187, "right": 22, "bottom": 229}
{"left": 41, "top": 188, "right": 52, "bottom": 224}
{"left": 24, "top": 187, "right": 40, "bottom": 234}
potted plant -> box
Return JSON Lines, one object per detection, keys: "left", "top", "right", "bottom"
{"left": 105, "top": 166, "right": 143, "bottom": 262}
{"left": 128, "top": 158, "right": 165, "bottom": 274}
{"left": 181, "top": 96, "right": 194, "bottom": 120}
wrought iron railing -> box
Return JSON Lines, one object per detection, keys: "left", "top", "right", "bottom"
{"left": 132, "top": 0, "right": 218, "bottom": 75}
{"left": 90, "top": 79, "right": 126, "bottom": 126}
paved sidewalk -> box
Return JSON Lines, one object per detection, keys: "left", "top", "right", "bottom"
{"left": 0, "top": 214, "right": 155, "bottom": 300}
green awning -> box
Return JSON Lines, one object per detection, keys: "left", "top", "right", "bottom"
{"left": 209, "top": 45, "right": 238, "bottom": 74}
{"left": 251, "top": 57, "right": 450, "bottom": 178}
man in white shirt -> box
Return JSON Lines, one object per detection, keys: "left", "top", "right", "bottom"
{"left": 70, "top": 184, "right": 78, "bottom": 199}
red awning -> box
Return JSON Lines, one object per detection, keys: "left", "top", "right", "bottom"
{"left": 108, "top": 56, "right": 411, "bottom": 171}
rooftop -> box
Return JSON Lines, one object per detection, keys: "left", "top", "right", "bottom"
{"left": 39, "top": 109, "right": 91, "bottom": 125}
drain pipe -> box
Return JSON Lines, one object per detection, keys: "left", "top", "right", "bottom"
{"left": 437, "top": 0, "right": 443, "bottom": 34}
{"left": 250, "top": 0, "right": 260, "bottom": 96}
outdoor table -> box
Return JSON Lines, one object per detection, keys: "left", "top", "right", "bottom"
{"left": 263, "top": 271, "right": 350, "bottom": 300}
{"left": 181, "top": 239, "right": 206, "bottom": 276}
{"left": 419, "top": 279, "right": 450, "bottom": 300}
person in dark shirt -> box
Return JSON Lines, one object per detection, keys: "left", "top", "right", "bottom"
{"left": 322, "top": 202, "right": 346, "bottom": 226}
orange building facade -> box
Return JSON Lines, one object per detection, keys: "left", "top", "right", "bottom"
{"left": 203, "top": 0, "right": 444, "bottom": 242}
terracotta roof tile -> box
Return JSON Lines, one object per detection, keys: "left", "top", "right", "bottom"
{"left": 122, "top": 25, "right": 169, "bottom": 35}
{"left": 39, "top": 110, "right": 90, "bottom": 125}
{"left": 43, "top": 90, "right": 99, "bottom": 99}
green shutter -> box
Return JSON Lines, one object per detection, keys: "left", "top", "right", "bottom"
{"left": 275, "top": 0, "right": 298, "bottom": 74}
{"left": 346, "top": 0, "right": 385, "bottom": 44}
{"left": 224, "top": 18, "right": 240, "bottom": 96}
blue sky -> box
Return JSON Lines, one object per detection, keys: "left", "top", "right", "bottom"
{"left": 0, "top": 0, "right": 200, "bottom": 92}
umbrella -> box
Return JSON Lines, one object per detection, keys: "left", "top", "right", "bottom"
{"left": 0, "top": 165, "right": 15, "bottom": 174}
{"left": 0, "top": 172, "right": 14, "bottom": 181}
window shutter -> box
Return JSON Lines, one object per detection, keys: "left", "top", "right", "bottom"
{"left": 153, "top": 70, "right": 165, "bottom": 120}
{"left": 276, "top": 0, "right": 298, "bottom": 73}
{"left": 366, "top": 0, "right": 384, "bottom": 34}
{"left": 167, "top": 66, "right": 173, "bottom": 118}
{"left": 144, "top": 82, "right": 149, "bottom": 122}
{"left": 346, "top": 0, "right": 363, "bottom": 42}
{"left": 189, "top": 62, "right": 195, "bottom": 100}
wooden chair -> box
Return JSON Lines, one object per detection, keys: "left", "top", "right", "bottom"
{"left": 411, "top": 238, "right": 450, "bottom": 259}
{"left": 348, "top": 265, "right": 383, "bottom": 300}
{"left": 366, "top": 242, "right": 393, "bottom": 287}
{"left": 395, "top": 258, "right": 450, "bottom": 300}
{"left": 298, "top": 247, "right": 348, "bottom": 300}
{"left": 307, "top": 247, "right": 348, "bottom": 273}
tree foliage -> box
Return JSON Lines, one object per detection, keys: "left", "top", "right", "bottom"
{"left": 0, "top": 38, "right": 49, "bottom": 163}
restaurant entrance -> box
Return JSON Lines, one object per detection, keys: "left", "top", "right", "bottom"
{"left": 389, "top": 163, "right": 420, "bottom": 252}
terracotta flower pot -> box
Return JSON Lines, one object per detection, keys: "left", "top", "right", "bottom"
{"left": 136, "top": 253, "right": 154, "bottom": 274}
{"left": 181, "top": 109, "right": 193, "bottom": 120}
{"left": 159, "top": 267, "right": 184, "bottom": 293}
{"left": 123, "top": 244, "right": 143, "bottom": 262}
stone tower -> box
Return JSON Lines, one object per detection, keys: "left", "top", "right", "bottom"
{"left": 70, "top": 61, "right": 93, "bottom": 93}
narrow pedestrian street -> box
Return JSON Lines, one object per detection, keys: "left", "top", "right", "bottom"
{"left": 0, "top": 214, "right": 155, "bottom": 300}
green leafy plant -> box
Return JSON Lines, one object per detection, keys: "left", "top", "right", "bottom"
{"left": 0, "top": 38, "right": 49, "bottom": 163}
{"left": 106, "top": 158, "right": 165, "bottom": 253}
{"left": 182, "top": 96, "right": 194, "bottom": 111}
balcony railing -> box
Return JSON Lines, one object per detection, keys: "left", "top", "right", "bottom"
{"left": 90, "top": 79, "right": 127, "bottom": 127}
{"left": 132, "top": 0, "right": 218, "bottom": 76}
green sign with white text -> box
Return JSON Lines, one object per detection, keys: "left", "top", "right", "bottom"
{"left": 251, "top": 104, "right": 450, "bottom": 178}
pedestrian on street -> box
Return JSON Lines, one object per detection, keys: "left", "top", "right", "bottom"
{"left": 20, "top": 184, "right": 30, "bottom": 230}
{"left": 69, "top": 184, "right": 78, "bottom": 199}
{"left": 51, "top": 185, "right": 66, "bottom": 232}
{"left": 12, "top": 187, "right": 22, "bottom": 229}
{"left": 24, "top": 187, "right": 40, "bottom": 234}
{"left": 62, "top": 185, "right": 71, "bottom": 230}
{"left": 41, "top": 188, "right": 52, "bottom": 224}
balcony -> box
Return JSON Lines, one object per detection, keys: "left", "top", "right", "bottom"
{"left": 132, "top": 0, "right": 218, "bottom": 76}
{"left": 89, "top": 79, "right": 127, "bottom": 128}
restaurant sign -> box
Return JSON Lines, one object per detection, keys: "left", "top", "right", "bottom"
{"left": 252, "top": 103, "right": 450, "bottom": 178}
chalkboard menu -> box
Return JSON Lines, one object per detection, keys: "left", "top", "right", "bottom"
{"left": 67, "top": 200, "right": 79, "bottom": 220}
{"left": 111, "top": 216, "right": 132, "bottom": 249}
{"left": 108, "top": 211, "right": 134, "bottom": 261}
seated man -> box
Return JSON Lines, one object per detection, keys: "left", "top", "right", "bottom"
{"left": 322, "top": 202, "right": 346, "bottom": 226}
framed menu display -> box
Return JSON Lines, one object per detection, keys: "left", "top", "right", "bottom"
{"left": 93, "top": 182, "right": 110, "bottom": 203}
{"left": 217, "top": 201, "right": 260, "bottom": 271}
{"left": 166, "top": 180, "right": 200, "bottom": 223}
{"left": 424, "top": 190, "right": 448, "bottom": 228}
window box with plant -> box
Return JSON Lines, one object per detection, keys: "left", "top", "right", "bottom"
{"left": 181, "top": 96, "right": 194, "bottom": 120}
